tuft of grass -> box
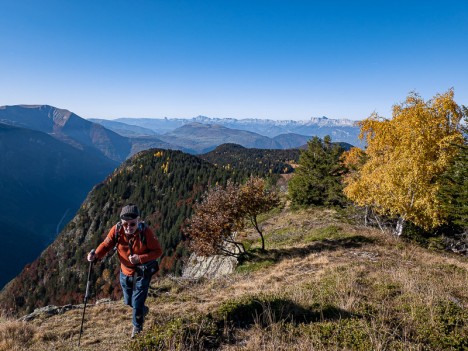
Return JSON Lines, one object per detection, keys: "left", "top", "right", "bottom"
{"left": 236, "top": 260, "right": 275, "bottom": 274}
{"left": 0, "top": 320, "right": 35, "bottom": 351}
{"left": 217, "top": 294, "right": 303, "bottom": 328}
{"left": 264, "top": 226, "right": 303, "bottom": 248}
{"left": 303, "top": 224, "right": 354, "bottom": 243}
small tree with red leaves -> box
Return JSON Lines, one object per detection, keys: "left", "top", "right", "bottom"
{"left": 184, "top": 177, "right": 280, "bottom": 257}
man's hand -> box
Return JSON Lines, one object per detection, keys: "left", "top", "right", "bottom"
{"left": 128, "top": 254, "right": 140, "bottom": 265}
{"left": 87, "top": 250, "right": 96, "bottom": 262}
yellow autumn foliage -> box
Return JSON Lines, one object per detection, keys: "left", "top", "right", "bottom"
{"left": 342, "top": 90, "right": 464, "bottom": 230}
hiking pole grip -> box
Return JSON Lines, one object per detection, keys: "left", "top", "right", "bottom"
{"left": 78, "top": 249, "right": 95, "bottom": 346}
{"left": 84, "top": 250, "right": 95, "bottom": 300}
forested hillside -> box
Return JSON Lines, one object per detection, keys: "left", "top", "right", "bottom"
{"left": 200, "top": 143, "right": 300, "bottom": 177}
{"left": 0, "top": 149, "right": 244, "bottom": 315}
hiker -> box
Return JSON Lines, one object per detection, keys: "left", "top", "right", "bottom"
{"left": 87, "top": 204, "right": 163, "bottom": 338}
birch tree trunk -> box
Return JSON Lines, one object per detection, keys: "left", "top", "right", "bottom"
{"left": 394, "top": 217, "right": 405, "bottom": 236}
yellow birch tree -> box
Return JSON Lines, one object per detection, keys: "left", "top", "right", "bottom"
{"left": 342, "top": 90, "right": 465, "bottom": 235}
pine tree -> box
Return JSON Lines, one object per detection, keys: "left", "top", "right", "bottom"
{"left": 289, "top": 136, "right": 346, "bottom": 207}
{"left": 439, "top": 110, "right": 468, "bottom": 228}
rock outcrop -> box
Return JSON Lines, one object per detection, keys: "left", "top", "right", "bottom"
{"left": 182, "top": 253, "right": 238, "bottom": 279}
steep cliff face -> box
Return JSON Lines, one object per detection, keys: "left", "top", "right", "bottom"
{"left": 0, "top": 148, "right": 240, "bottom": 316}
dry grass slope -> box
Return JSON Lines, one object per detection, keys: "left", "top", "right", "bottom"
{"left": 1, "top": 206, "right": 467, "bottom": 350}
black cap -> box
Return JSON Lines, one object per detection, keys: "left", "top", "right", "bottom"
{"left": 120, "top": 204, "right": 139, "bottom": 220}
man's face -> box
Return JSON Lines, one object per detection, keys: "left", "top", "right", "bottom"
{"left": 122, "top": 218, "right": 139, "bottom": 235}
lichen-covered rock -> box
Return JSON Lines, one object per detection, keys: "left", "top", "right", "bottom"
{"left": 182, "top": 253, "right": 238, "bottom": 279}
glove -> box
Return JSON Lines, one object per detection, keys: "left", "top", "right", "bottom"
{"left": 128, "top": 254, "right": 140, "bottom": 264}
{"left": 87, "top": 249, "right": 96, "bottom": 262}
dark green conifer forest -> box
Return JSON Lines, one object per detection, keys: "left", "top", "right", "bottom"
{"left": 200, "top": 143, "right": 300, "bottom": 179}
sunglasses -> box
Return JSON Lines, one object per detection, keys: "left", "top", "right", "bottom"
{"left": 122, "top": 221, "right": 137, "bottom": 228}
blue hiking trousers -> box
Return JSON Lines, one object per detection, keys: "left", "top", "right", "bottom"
{"left": 119, "top": 270, "right": 151, "bottom": 330}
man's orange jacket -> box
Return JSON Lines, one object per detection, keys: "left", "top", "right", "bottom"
{"left": 95, "top": 224, "right": 163, "bottom": 276}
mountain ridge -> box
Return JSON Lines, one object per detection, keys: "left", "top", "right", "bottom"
{"left": 0, "top": 105, "right": 132, "bottom": 163}
{"left": 157, "top": 122, "right": 283, "bottom": 153}
{"left": 116, "top": 114, "right": 358, "bottom": 128}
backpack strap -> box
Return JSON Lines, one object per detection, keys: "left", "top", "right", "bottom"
{"left": 103, "top": 222, "right": 122, "bottom": 260}
{"left": 114, "top": 222, "right": 122, "bottom": 245}
{"left": 138, "top": 222, "right": 147, "bottom": 246}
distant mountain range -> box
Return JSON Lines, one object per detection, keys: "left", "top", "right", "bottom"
{"left": 157, "top": 122, "right": 310, "bottom": 153}
{"left": 109, "top": 115, "right": 359, "bottom": 138}
{"left": 1, "top": 105, "right": 361, "bottom": 158}
{"left": 90, "top": 115, "right": 363, "bottom": 152}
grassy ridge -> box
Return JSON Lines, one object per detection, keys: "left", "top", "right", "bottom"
{"left": 1, "top": 206, "right": 467, "bottom": 350}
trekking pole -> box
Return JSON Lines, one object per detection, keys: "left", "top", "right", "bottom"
{"left": 78, "top": 249, "right": 95, "bottom": 346}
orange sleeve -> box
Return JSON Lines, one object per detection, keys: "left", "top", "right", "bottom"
{"left": 138, "top": 227, "right": 163, "bottom": 264}
{"left": 95, "top": 225, "right": 117, "bottom": 260}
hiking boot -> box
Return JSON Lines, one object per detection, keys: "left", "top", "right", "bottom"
{"left": 131, "top": 326, "right": 142, "bottom": 339}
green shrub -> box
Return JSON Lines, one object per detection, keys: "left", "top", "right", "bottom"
{"left": 221, "top": 295, "right": 357, "bottom": 327}
{"left": 128, "top": 315, "right": 222, "bottom": 351}
{"left": 427, "top": 301, "right": 468, "bottom": 350}
{"left": 303, "top": 319, "right": 372, "bottom": 351}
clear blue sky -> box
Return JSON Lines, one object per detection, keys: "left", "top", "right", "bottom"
{"left": 1, "top": 0, "right": 467, "bottom": 120}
